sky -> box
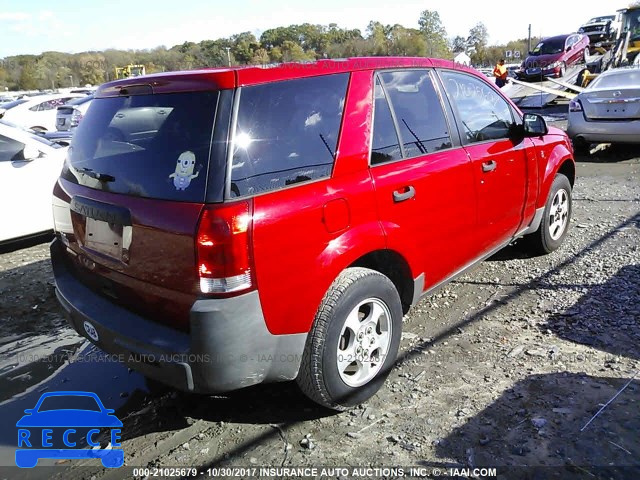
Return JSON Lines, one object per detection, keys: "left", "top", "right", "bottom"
{"left": 0, "top": 0, "right": 631, "bottom": 58}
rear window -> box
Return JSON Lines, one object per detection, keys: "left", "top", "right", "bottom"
{"left": 62, "top": 92, "right": 219, "bottom": 202}
{"left": 230, "top": 73, "right": 349, "bottom": 198}
{"left": 589, "top": 71, "right": 640, "bottom": 89}
{"left": 65, "top": 95, "right": 93, "bottom": 107}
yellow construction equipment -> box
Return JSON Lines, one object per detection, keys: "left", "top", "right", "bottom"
{"left": 114, "top": 65, "right": 146, "bottom": 80}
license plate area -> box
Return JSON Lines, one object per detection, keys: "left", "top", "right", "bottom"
{"left": 85, "top": 217, "right": 124, "bottom": 259}
{"left": 70, "top": 196, "right": 133, "bottom": 264}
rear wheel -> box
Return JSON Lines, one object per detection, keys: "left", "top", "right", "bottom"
{"left": 296, "top": 267, "right": 402, "bottom": 410}
{"left": 526, "top": 174, "right": 572, "bottom": 254}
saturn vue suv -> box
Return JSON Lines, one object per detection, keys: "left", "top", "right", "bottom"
{"left": 51, "top": 57, "right": 576, "bottom": 410}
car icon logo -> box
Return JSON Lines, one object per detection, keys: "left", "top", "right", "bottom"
{"left": 83, "top": 321, "right": 99, "bottom": 342}
{"left": 15, "top": 391, "right": 123, "bottom": 468}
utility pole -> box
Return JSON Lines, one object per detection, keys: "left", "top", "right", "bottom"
{"left": 225, "top": 47, "right": 231, "bottom": 66}
{"left": 528, "top": 24, "right": 532, "bottom": 53}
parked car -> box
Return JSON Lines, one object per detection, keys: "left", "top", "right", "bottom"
{"left": 0, "top": 120, "right": 68, "bottom": 244}
{"left": 50, "top": 58, "right": 575, "bottom": 410}
{"left": 56, "top": 95, "right": 94, "bottom": 132}
{"left": 578, "top": 15, "right": 619, "bottom": 50}
{"left": 0, "top": 93, "right": 85, "bottom": 132}
{"left": 517, "top": 34, "right": 590, "bottom": 80}
{"left": 568, "top": 67, "right": 640, "bottom": 151}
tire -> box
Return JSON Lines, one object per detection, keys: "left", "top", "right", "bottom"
{"left": 572, "top": 137, "right": 590, "bottom": 155}
{"left": 526, "top": 174, "right": 572, "bottom": 254}
{"left": 583, "top": 48, "right": 589, "bottom": 64}
{"left": 296, "top": 267, "right": 402, "bottom": 410}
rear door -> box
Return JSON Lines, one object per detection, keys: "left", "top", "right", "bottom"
{"left": 438, "top": 70, "right": 528, "bottom": 253}
{"left": 368, "top": 69, "right": 478, "bottom": 289}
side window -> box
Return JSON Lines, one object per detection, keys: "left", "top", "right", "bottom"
{"left": 371, "top": 77, "right": 402, "bottom": 165}
{"left": 440, "top": 71, "right": 514, "bottom": 144}
{"left": 230, "top": 73, "right": 348, "bottom": 198}
{"left": 0, "top": 134, "right": 25, "bottom": 162}
{"left": 379, "top": 70, "right": 452, "bottom": 158}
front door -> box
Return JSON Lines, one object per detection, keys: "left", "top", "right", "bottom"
{"left": 438, "top": 70, "right": 527, "bottom": 254}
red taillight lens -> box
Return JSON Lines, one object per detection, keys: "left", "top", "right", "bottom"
{"left": 71, "top": 110, "right": 83, "bottom": 127}
{"left": 196, "top": 200, "right": 254, "bottom": 295}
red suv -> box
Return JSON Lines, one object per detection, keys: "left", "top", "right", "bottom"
{"left": 51, "top": 57, "right": 575, "bottom": 410}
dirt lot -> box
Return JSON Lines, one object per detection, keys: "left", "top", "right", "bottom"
{"left": 0, "top": 125, "right": 638, "bottom": 479}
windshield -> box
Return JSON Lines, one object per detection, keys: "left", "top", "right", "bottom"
{"left": 623, "top": 11, "right": 640, "bottom": 40}
{"left": 62, "top": 91, "right": 219, "bottom": 202}
{"left": 587, "top": 16, "right": 614, "bottom": 23}
{"left": 532, "top": 39, "right": 565, "bottom": 55}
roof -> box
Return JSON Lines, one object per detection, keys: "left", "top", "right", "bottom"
{"left": 540, "top": 34, "right": 572, "bottom": 42}
{"left": 96, "top": 57, "right": 481, "bottom": 97}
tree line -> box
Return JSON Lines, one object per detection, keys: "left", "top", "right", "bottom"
{"left": 0, "top": 10, "right": 539, "bottom": 91}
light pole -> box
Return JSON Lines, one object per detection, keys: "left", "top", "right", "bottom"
{"left": 225, "top": 47, "right": 231, "bottom": 66}
{"left": 68, "top": 75, "right": 73, "bottom": 87}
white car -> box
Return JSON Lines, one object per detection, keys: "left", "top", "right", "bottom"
{"left": 567, "top": 68, "right": 640, "bottom": 151}
{"left": 0, "top": 93, "right": 85, "bottom": 132}
{"left": 0, "top": 121, "right": 68, "bottom": 243}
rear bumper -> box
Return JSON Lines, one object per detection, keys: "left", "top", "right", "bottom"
{"left": 51, "top": 239, "right": 307, "bottom": 393}
{"left": 568, "top": 113, "right": 640, "bottom": 143}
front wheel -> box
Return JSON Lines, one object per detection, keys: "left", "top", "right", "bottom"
{"left": 525, "top": 173, "right": 572, "bottom": 254}
{"left": 296, "top": 267, "right": 402, "bottom": 410}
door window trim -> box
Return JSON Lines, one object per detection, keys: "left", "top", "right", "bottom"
{"left": 435, "top": 69, "right": 516, "bottom": 147}
{"left": 368, "top": 68, "right": 458, "bottom": 168}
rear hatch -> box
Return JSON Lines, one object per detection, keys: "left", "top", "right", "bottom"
{"left": 53, "top": 73, "right": 234, "bottom": 330}
{"left": 56, "top": 106, "right": 75, "bottom": 131}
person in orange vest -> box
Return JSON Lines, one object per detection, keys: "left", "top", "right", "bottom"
{"left": 493, "top": 59, "right": 508, "bottom": 88}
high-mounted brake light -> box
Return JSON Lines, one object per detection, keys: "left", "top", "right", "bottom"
{"left": 196, "top": 200, "right": 254, "bottom": 295}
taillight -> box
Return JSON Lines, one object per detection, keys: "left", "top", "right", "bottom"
{"left": 196, "top": 200, "right": 254, "bottom": 295}
{"left": 71, "top": 110, "right": 83, "bottom": 127}
{"left": 569, "top": 99, "right": 583, "bottom": 112}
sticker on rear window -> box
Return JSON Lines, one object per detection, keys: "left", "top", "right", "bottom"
{"left": 169, "top": 151, "right": 200, "bottom": 191}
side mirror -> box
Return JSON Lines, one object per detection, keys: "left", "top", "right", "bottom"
{"left": 523, "top": 113, "right": 548, "bottom": 137}
{"left": 22, "top": 145, "right": 41, "bottom": 161}
{"left": 566, "top": 46, "right": 571, "bottom": 52}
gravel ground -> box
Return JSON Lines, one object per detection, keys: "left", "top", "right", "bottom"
{"left": 0, "top": 131, "right": 638, "bottom": 479}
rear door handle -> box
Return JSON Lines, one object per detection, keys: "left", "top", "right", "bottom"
{"left": 393, "top": 186, "right": 415, "bottom": 203}
{"left": 482, "top": 160, "right": 497, "bottom": 173}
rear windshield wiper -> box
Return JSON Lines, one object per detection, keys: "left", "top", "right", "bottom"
{"left": 78, "top": 167, "right": 115, "bottom": 183}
